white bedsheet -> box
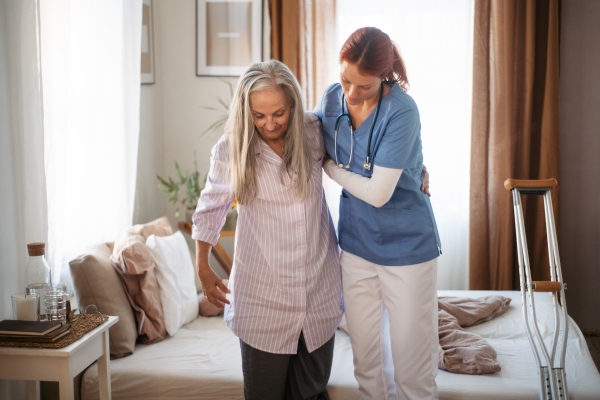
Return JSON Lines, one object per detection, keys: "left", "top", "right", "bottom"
{"left": 82, "top": 290, "right": 600, "bottom": 400}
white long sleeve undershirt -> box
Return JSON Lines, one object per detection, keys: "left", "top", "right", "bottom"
{"left": 323, "top": 159, "right": 403, "bottom": 208}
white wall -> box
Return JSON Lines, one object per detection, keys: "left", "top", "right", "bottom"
{"left": 559, "top": 0, "right": 600, "bottom": 330}
{"left": 133, "top": 0, "right": 167, "bottom": 226}
{"left": 136, "top": 0, "right": 239, "bottom": 277}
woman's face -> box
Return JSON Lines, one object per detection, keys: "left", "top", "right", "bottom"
{"left": 340, "top": 61, "right": 381, "bottom": 106}
{"left": 249, "top": 89, "right": 292, "bottom": 142}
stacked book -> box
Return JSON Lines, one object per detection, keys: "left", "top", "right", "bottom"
{"left": 0, "top": 320, "right": 71, "bottom": 343}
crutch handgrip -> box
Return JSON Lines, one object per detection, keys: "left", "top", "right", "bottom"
{"left": 530, "top": 281, "right": 562, "bottom": 292}
{"left": 504, "top": 178, "right": 558, "bottom": 191}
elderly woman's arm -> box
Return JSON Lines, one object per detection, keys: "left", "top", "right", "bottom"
{"left": 192, "top": 137, "right": 234, "bottom": 308}
{"left": 196, "top": 240, "right": 229, "bottom": 308}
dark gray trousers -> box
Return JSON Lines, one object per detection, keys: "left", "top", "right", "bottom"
{"left": 239, "top": 332, "right": 335, "bottom": 400}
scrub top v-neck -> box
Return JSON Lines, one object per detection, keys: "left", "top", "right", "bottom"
{"left": 315, "top": 82, "right": 441, "bottom": 266}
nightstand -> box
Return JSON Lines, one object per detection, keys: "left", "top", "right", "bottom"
{"left": 0, "top": 316, "right": 118, "bottom": 400}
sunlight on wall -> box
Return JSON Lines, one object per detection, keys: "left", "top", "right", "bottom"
{"left": 326, "top": 0, "right": 474, "bottom": 289}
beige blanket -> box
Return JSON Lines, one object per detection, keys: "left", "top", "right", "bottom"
{"left": 438, "top": 296, "right": 511, "bottom": 374}
{"left": 338, "top": 295, "right": 511, "bottom": 375}
{"left": 110, "top": 217, "right": 172, "bottom": 344}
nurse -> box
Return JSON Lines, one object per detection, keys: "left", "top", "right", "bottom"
{"left": 314, "top": 27, "right": 441, "bottom": 399}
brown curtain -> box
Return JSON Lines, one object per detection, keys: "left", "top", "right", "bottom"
{"left": 269, "top": 0, "right": 336, "bottom": 110}
{"left": 469, "top": 0, "right": 560, "bottom": 290}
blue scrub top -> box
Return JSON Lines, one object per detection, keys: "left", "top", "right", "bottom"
{"left": 314, "top": 82, "right": 441, "bottom": 266}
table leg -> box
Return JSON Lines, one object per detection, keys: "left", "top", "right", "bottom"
{"left": 58, "top": 359, "right": 73, "bottom": 400}
{"left": 97, "top": 329, "right": 111, "bottom": 400}
{"left": 27, "top": 380, "right": 40, "bottom": 400}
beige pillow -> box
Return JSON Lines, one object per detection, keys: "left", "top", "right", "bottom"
{"left": 69, "top": 242, "right": 137, "bottom": 359}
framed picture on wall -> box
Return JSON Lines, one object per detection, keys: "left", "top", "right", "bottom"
{"left": 141, "top": 0, "right": 155, "bottom": 84}
{"left": 196, "top": 0, "right": 263, "bottom": 76}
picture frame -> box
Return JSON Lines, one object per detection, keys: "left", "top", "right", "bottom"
{"left": 196, "top": 0, "right": 263, "bottom": 77}
{"left": 141, "top": 0, "right": 155, "bottom": 84}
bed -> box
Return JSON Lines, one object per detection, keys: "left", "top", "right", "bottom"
{"left": 80, "top": 290, "right": 600, "bottom": 400}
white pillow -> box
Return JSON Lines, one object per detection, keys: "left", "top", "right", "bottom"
{"left": 146, "top": 231, "right": 199, "bottom": 336}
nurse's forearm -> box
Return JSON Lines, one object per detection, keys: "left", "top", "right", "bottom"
{"left": 323, "top": 159, "right": 402, "bottom": 207}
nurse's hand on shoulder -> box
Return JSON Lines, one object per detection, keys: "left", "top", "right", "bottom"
{"left": 198, "top": 265, "right": 231, "bottom": 309}
{"left": 421, "top": 165, "right": 431, "bottom": 197}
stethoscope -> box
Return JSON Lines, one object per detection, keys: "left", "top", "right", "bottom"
{"left": 334, "top": 81, "right": 384, "bottom": 172}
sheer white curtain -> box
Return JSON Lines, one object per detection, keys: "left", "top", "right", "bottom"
{"left": 40, "top": 0, "right": 143, "bottom": 289}
{"left": 330, "top": 0, "right": 474, "bottom": 290}
{"left": 0, "top": 1, "right": 47, "bottom": 396}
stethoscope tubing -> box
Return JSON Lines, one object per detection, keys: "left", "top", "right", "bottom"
{"left": 334, "top": 81, "right": 385, "bottom": 171}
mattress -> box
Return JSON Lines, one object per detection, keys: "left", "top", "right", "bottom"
{"left": 81, "top": 290, "right": 600, "bottom": 400}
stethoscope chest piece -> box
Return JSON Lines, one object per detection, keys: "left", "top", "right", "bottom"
{"left": 363, "top": 159, "right": 371, "bottom": 171}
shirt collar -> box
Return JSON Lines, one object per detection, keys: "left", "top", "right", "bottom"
{"left": 256, "top": 137, "right": 282, "bottom": 166}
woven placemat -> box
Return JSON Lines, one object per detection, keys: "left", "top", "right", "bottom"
{"left": 0, "top": 314, "right": 109, "bottom": 349}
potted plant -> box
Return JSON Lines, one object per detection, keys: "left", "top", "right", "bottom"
{"left": 157, "top": 153, "right": 205, "bottom": 221}
{"left": 200, "top": 78, "right": 234, "bottom": 138}
{"left": 157, "top": 154, "right": 237, "bottom": 230}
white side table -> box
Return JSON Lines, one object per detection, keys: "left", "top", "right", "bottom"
{"left": 0, "top": 316, "right": 118, "bottom": 400}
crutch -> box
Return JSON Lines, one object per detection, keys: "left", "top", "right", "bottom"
{"left": 504, "top": 178, "right": 568, "bottom": 400}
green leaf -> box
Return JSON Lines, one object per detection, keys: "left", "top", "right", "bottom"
{"left": 217, "top": 98, "right": 229, "bottom": 110}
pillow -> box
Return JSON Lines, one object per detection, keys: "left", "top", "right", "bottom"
{"left": 110, "top": 216, "right": 172, "bottom": 343}
{"left": 69, "top": 242, "right": 137, "bottom": 359}
{"left": 146, "top": 231, "right": 199, "bottom": 336}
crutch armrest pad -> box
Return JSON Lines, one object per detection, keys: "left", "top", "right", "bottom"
{"left": 531, "top": 281, "right": 562, "bottom": 292}
{"left": 504, "top": 178, "right": 557, "bottom": 191}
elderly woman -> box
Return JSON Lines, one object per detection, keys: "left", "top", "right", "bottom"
{"left": 192, "top": 60, "right": 343, "bottom": 400}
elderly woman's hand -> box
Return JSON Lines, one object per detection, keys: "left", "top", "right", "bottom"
{"left": 198, "top": 265, "right": 230, "bottom": 309}
{"left": 421, "top": 165, "right": 431, "bottom": 197}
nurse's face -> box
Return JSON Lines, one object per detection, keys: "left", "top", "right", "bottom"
{"left": 249, "top": 89, "right": 292, "bottom": 142}
{"left": 340, "top": 61, "right": 381, "bottom": 106}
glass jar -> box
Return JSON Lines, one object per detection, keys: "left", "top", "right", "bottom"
{"left": 45, "top": 291, "right": 68, "bottom": 322}
{"left": 25, "top": 242, "right": 52, "bottom": 285}
{"left": 25, "top": 242, "right": 52, "bottom": 320}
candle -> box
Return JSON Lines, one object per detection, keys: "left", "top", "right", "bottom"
{"left": 12, "top": 293, "right": 39, "bottom": 321}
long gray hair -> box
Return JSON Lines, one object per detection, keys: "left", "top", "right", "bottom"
{"left": 226, "top": 60, "right": 312, "bottom": 205}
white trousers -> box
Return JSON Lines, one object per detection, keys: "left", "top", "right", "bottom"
{"left": 341, "top": 251, "right": 438, "bottom": 400}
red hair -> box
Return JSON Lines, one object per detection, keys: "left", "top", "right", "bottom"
{"left": 339, "top": 27, "right": 409, "bottom": 92}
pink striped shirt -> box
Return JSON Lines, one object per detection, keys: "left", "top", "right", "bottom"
{"left": 192, "top": 113, "right": 343, "bottom": 354}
